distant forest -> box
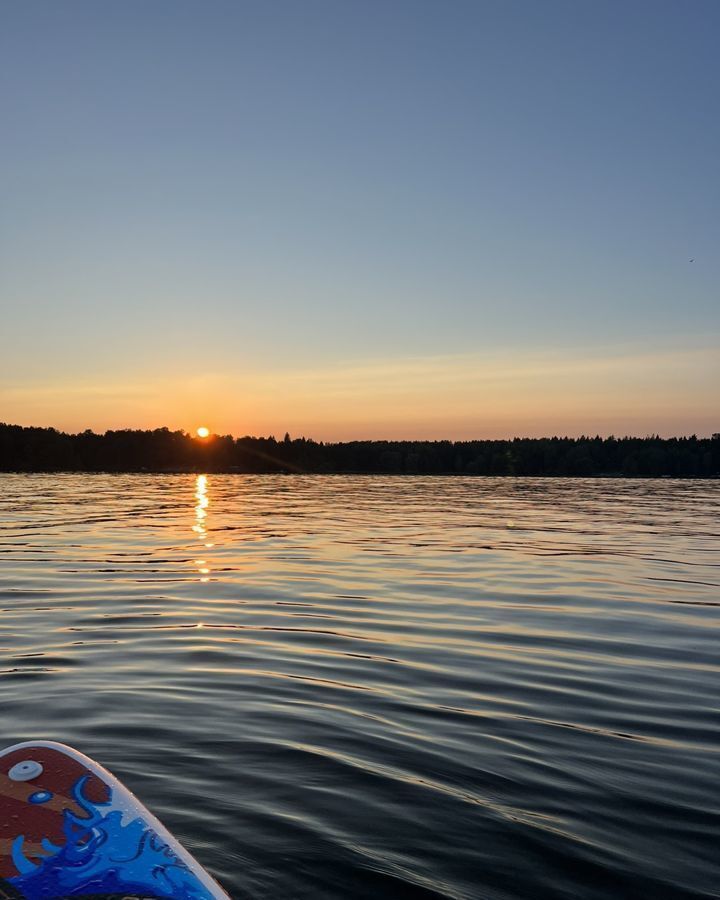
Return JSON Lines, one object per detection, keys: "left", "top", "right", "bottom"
{"left": 1, "top": 423, "right": 718, "bottom": 477}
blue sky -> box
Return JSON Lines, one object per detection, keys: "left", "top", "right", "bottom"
{"left": 1, "top": 1, "right": 718, "bottom": 438}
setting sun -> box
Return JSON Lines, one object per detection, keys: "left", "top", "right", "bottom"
{"left": 196, "top": 426, "right": 210, "bottom": 438}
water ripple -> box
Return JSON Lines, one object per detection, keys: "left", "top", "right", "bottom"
{"left": 0, "top": 474, "right": 719, "bottom": 899}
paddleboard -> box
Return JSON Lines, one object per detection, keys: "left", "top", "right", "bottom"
{"left": 0, "top": 740, "right": 230, "bottom": 899}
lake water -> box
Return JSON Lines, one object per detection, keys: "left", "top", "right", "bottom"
{"left": 1, "top": 474, "right": 718, "bottom": 899}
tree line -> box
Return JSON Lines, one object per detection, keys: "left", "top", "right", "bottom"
{"left": 1, "top": 423, "right": 718, "bottom": 477}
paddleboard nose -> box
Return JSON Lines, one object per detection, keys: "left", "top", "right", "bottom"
{"left": 0, "top": 741, "right": 229, "bottom": 898}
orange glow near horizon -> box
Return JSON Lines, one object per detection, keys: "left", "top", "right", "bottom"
{"left": 4, "top": 343, "right": 718, "bottom": 441}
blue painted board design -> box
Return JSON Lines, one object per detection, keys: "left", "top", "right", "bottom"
{"left": 0, "top": 741, "right": 229, "bottom": 900}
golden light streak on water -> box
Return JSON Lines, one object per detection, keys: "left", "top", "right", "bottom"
{"left": 193, "top": 474, "right": 211, "bottom": 583}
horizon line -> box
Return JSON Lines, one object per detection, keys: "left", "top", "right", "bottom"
{"left": 2, "top": 422, "right": 717, "bottom": 444}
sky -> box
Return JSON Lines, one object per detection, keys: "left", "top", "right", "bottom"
{"left": 1, "top": 0, "right": 718, "bottom": 440}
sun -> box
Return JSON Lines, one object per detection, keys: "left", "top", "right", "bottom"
{"left": 196, "top": 426, "right": 210, "bottom": 439}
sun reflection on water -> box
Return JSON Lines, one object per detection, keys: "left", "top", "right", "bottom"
{"left": 192, "top": 474, "right": 211, "bottom": 581}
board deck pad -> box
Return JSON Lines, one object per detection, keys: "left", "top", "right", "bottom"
{"left": 0, "top": 741, "right": 229, "bottom": 899}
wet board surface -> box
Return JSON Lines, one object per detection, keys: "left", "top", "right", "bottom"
{"left": 0, "top": 741, "right": 229, "bottom": 899}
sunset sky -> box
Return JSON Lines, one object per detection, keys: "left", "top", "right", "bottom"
{"left": 2, "top": 1, "right": 718, "bottom": 440}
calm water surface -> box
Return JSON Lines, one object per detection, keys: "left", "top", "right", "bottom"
{"left": 1, "top": 475, "right": 718, "bottom": 899}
